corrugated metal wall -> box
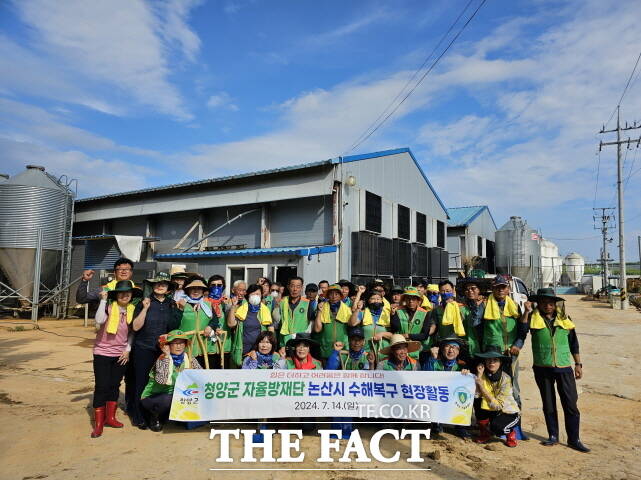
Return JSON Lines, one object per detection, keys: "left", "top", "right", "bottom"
{"left": 270, "top": 195, "right": 332, "bottom": 247}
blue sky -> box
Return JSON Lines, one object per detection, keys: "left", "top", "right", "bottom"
{"left": 1, "top": 0, "right": 640, "bottom": 262}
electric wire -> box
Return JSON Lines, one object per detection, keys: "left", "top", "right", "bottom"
{"left": 343, "top": 0, "right": 487, "bottom": 154}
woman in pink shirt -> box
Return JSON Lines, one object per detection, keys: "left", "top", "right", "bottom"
{"left": 91, "top": 280, "right": 142, "bottom": 438}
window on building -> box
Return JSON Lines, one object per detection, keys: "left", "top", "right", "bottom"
{"left": 397, "top": 204, "right": 410, "bottom": 240}
{"left": 477, "top": 236, "right": 484, "bottom": 256}
{"left": 365, "top": 191, "right": 382, "bottom": 233}
{"left": 416, "top": 212, "right": 426, "bottom": 244}
{"left": 436, "top": 220, "right": 445, "bottom": 248}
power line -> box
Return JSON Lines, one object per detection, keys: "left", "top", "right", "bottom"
{"left": 343, "top": 0, "right": 487, "bottom": 154}
{"left": 344, "top": 0, "right": 476, "bottom": 154}
{"left": 603, "top": 50, "right": 641, "bottom": 129}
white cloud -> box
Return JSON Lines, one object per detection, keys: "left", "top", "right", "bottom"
{"left": 206, "top": 92, "right": 239, "bottom": 111}
{"left": 6, "top": 0, "right": 202, "bottom": 119}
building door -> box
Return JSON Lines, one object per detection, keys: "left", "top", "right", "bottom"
{"left": 274, "top": 266, "right": 297, "bottom": 286}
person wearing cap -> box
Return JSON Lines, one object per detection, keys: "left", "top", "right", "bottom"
{"left": 128, "top": 273, "right": 181, "bottom": 429}
{"left": 430, "top": 280, "right": 466, "bottom": 346}
{"left": 284, "top": 333, "right": 323, "bottom": 369}
{"left": 140, "top": 330, "right": 202, "bottom": 432}
{"left": 389, "top": 287, "right": 434, "bottom": 360}
{"left": 389, "top": 285, "right": 404, "bottom": 311}
{"left": 90, "top": 280, "right": 142, "bottom": 437}
{"left": 77, "top": 257, "right": 138, "bottom": 306}
{"left": 426, "top": 284, "right": 440, "bottom": 308}
{"left": 326, "top": 327, "right": 376, "bottom": 370}
{"left": 242, "top": 331, "right": 286, "bottom": 369}
{"left": 376, "top": 334, "right": 420, "bottom": 371}
{"left": 482, "top": 275, "right": 529, "bottom": 414}
{"left": 523, "top": 288, "right": 589, "bottom": 452}
{"left": 424, "top": 336, "right": 469, "bottom": 373}
{"left": 424, "top": 336, "right": 471, "bottom": 438}
{"left": 313, "top": 284, "right": 352, "bottom": 360}
{"left": 473, "top": 346, "right": 520, "bottom": 447}
{"left": 177, "top": 277, "right": 218, "bottom": 367}
{"left": 170, "top": 268, "right": 192, "bottom": 302}
{"left": 227, "top": 284, "right": 274, "bottom": 367}
{"left": 458, "top": 278, "right": 486, "bottom": 357}
{"left": 338, "top": 279, "right": 356, "bottom": 307}
{"left": 278, "top": 277, "right": 315, "bottom": 348}
{"left": 349, "top": 285, "right": 392, "bottom": 357}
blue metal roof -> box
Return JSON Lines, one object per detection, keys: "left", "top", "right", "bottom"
{"left": 447, "top": 206, "right": 497, "bottom": 228}
{"left": 77, "top": 148, "right": 448, "bottom": 217}
{"left": 154, "top": 245, "right": 337, "bottom": 260}
{"left": 339, "top": 147, "right": 448, "bottom": 217}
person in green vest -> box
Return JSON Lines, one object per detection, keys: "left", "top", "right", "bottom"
{"left": 524, "top": 288, "right": 589, "bottom": 452}
{"left": 423, "top": 336, "right": 471, "bottom": 439}
{"left": 313, "top": 284, "right": 352, "bottom": 361}
{"left": 430, "top": 280, "right": 466, "bottom": 344}
{"left": 369, "top": 279, "right": 392, "bottom": 312}
{"left": 177, "top": 277, "right": 217, "bottom": 368}
{"left": 473, "top": 346, "right": 520, "bottom": 448}
{"left": 482, "top": 275, "right": 529, "bottom": 408}
{"left": 326, "top": 327, "right": 376, "bottom": 370}
{"left": 284, "top": 333, "right": 323, "bottom": 369}
{"left": 278, "top": 276, "right": 316, "bottom": 347}
{"left": 227, "top": 284, "right": 274, "bottom": 368}
{"left": 76, "top": 257, "right": 139, "bottom": 305}
{"left": 389, "top": 287, "right": 434, "bottom": 360}
{"left": 376, "top": 334, "right": 420, "bottom": 371}
{"left": 140, "top": 330, "right": 201, "bottom": 432}
{"left": 423, "top": 336, "right": 469, "bottom": 372}
{"left": 349, "top": 285, "right": 392, "bottom": 359}
{"left": 457, "top": 278, "right": 486, "bottom": 357}
{"left": 204, "top": 275, "right": 231, "bottom": 369}
{"left": 325, "top": 327, "right": 374, "bottom": 439}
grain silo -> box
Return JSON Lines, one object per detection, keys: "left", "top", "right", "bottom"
{"left": 563, "top": 252, "right": 585, "bottom": 286}
{"left": 495, "top": 216, "right": 541, "bottom": 290}
{"left": 0, "top": 165, "right": 75, "bottom": 317}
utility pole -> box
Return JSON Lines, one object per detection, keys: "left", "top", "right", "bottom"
{"left": 599, "top": 107, "right": 641, "bottom": 309}
{"left": 593, "top": 207, "right": 615, "bottom": 292}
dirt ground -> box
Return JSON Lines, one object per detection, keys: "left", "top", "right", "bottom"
{"left": 1, "top": 295, "right": 640, "bottom": 480}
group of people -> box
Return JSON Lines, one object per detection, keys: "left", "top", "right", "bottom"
{"left": 78, "top": 257, "right": 589, "bottom": 453}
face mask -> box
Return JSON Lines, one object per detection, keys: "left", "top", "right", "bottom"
{"left": 249, "top": 294, "right": 262, "bottom": 306}
{"left": 428, "top": 293, "right": 439, "bottom": 303}
{"left": 369, "top": 302, "right": 383, "bottom": 311}
{"left": 209, "top": 285, "right": 223, "bottom": 299}
{"left": 270, "top": 291, "right": 279, "bottom": 299}
{"left": 440, "top": 292, "right": 454, "bottom": 303}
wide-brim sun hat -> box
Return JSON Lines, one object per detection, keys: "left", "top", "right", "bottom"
{"left": 183, "top": 278, "right": 208, "bottom": 291}
{"left": 379, "top": 333, "right": 421, "bottom": 356}
{"left": 158, "top": 330, "right": 192, "bottom": 348}
{"left": 285, "top": 333, "right": 321, "bottom": 359}
{"left": 474, "top": 345, "right": 509, "bottom": 359}
{"left": 529, "top": 287, "right": 565, "bottom": 303}
{"left": 438, "top": 335, "right": 468, "bottom": 350}
{"left": 107, "top": 280, "right": 143, "bottom": 301}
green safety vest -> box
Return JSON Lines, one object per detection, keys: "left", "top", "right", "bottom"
{"left": 380, "top": 358, "right": 417, "bottom": 371}
{"left": 285, "top": 358, "right": 323, "bottom": 370}
{"left": 317, "top": 314, "right": 349, "bottom": 360}
{"left": 483, "top": 309, "right": 518, "bottom": 352}
{"left": 279, "top": 297, "right": 311, "bottom": 347}
{"left": 459, "top": 304, "right": 482, "bottom": 356}
{"left": 361, "top": 309, "right": 391, "bottom": 354}
{"left": 396, "top": 308, "right": 428, "bottom": 358}
{"left": 339, "top": 351, "right": 369, "bottom": 370}
{"left": 141, "top": 356, "right": 190, "bottom": 398}
{"left": 179, "top": 303, "right": 215, "bottom": 357}
{"left": 230, "top": 304, "right": 272, "bottom": 368}
{"left": 428, "top": 358, "right": 462, "bottom": 372}
{"left": 531, "top": 321, "right": 572, "bottom": 368}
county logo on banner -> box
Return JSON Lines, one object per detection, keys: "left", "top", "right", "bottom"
{"left": 169, "top": 370, "right": 474, "bottom": 425}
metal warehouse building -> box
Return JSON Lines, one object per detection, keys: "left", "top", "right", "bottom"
{"left": 71, "top": 147, "right": 450, "bottom": 289}
{"left": 447, "top": 205, "right": 497, "bottom": 279}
